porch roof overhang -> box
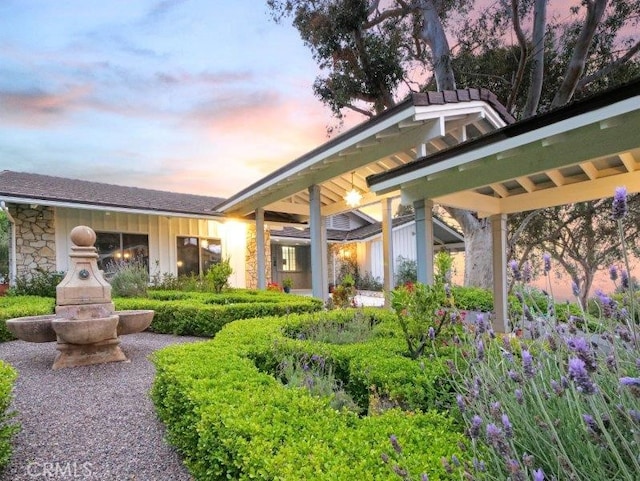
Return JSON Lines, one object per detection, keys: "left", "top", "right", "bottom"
{"left": 216, "top": 89, "right": 513, "bottom": 219}
{"left": 367, "top": 79, "right": 640, "bottom": 215}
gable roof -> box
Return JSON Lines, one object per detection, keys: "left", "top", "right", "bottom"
{"left": 271, "top": 214, "right": 464, "bottom": 250}
{"left": 216, "top": 87, "right": 514, "bottom": 217}
{"left": 0, "top": 171, "right": 226, "bottom": 218}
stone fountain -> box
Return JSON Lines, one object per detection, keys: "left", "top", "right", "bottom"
{"left": 6, "top": 225, "right": 154, "bottom": 369}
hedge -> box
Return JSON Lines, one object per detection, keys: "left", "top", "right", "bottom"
{"left": 0, "top": 296, "right": 55, "bottom": 342}
{"left": 152, "top": 310, "right": 466, "bottom": 480}
{"left": 0, "top": 291, "right": 322, "bottom": 341}
{"left": 114, "top": 290, "right": 323, "bottom": 337}
{"left": 0, "top": 361, "right": 18, "bottom": 469}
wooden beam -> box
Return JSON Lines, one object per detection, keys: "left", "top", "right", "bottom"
{"left": 490, "top": 183, "right": 509, "bottom": 198}
{"left": 264, "top": 201, "right": 310, "bottom": 215}
{"left": 620, "top": 152, "right": 637, "bottom": 172}
{"left": 321, "top": 190, "right": 396, "bottom": 216}
{"left": 580, "top": 162, "right": 599, "bottom": 180}
{"left": 546, "top": 169, "right": 565, "bottom": 187}
{"left": 432, "top": 191, "right": 501, "bottom": 215}
{"left": 516, "top": 176, "right": 536, "bottom": 193}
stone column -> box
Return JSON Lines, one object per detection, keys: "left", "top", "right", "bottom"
{"left": 245, "top": 224, "right": 271, "bottom": 290}
{"left": 11, "top": 205, "right": 56, "bottom": 280}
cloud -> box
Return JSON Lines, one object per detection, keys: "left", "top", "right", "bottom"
{"left": 0, "top": 85, "right": 92, "bottom": 127}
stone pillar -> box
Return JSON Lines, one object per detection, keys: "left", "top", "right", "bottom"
{"left": 11, "top": 205, "right": 56, "bottom": 280}
{"left": 256, "top": 208, "right": 266, "bottom": 290}
{"left": 245, "top": 224, "right": 271, "bottom": 289}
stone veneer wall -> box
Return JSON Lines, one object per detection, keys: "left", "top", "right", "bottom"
{"left": 10, "top": 205, "right": 56, "bottom": 280}
{"left": 245, "top": 225, "right": 272, "bottom": 289}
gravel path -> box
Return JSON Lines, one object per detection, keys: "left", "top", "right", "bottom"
{"left": 0, "top": 332, "right": 203, "bottom": 480}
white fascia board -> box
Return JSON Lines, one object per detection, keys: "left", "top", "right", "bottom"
{"left": 370, "top": 96, "right": 638, "bottom": 194}
{"left": 219, "top": 106, "right": 418, "bottom": 212}
{"left": 0, "top": 196, "right": 223, "bottom": 221}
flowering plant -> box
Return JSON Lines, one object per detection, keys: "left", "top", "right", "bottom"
{"left": 266, "top": 282, "right": 281, "bottom": 292}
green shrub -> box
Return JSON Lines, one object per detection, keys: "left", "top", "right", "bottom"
{"left": 0, "top": 361, "right": 18, "bottom": 469}
{"left": 11, "top": 270, "right": 65, "bottom": 298}
{"left": 152, "top": 311, "right": 466, "bottom": 480}
{"left": 451, "top": 286, "right": 494, "bottom": 311}
{"left": 205, "top": 257, "right": 233, "bottom": 293}
{"left": 115, "top": 290, "right": 322, "bottom": 337}
{"left": 108, "top": 259, "right": 149, "bottom": 297}
{"left": 395, "top": 255, "right": 417, "bottom": 287}
{"left": 0, "top": 296, "right": 55, "bottom": 341}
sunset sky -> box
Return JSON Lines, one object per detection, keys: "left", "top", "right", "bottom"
{"left": 0, "top": 0, "right": 345, "bottom": 197}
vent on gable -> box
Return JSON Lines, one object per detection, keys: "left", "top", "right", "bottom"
{"left": 327, "top": 214, "right": 351, "bottom": 231}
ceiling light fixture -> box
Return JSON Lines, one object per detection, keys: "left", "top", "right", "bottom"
{"left": 344, "top": 171, "right": 362, "bottom": 208}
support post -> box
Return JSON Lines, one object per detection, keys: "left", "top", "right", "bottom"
{"left": 255, "top": 208, "right": 266, "bottom": 290}
{"left": 309, "top": 185, "right": 328, "bottom": 300}
{"left": 382, "top": 198, "right": 394, "bottom": 305}
{"left": 414, "top": 199, "right": 434, "bottom": 285}
{"left": 491, "top": 214, "right": 509, "bottom": 332}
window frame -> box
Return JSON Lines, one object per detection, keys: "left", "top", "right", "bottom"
{"left": 176, "top": 235, "right": 222, "bottom": 277}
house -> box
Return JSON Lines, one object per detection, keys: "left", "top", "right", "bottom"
{"left": 0, "top": 171, "right": 463, "bottom": 290}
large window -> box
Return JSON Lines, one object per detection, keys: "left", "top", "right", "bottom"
{"left": 281, "top": 245, "right": 298, "bottom": 272}
{"left": 95, "top": 232, "right": 149, "bottom": 272}
{"left": 177, "top": 237, "right": 221, "bottom": 276}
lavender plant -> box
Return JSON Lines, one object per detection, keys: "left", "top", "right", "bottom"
{"left": 453, "top": 186, "right": 639, "bottom": 480}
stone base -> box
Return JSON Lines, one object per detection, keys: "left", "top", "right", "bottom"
{"left": 53, "top": 338, "right": 128, "bottom": 370}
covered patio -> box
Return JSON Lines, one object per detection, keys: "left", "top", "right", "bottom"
{"left": 368, "top": 79, "right": 640, "bottom": 331}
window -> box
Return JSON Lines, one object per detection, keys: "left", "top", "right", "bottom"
{"left": 95, "top": 232, "right": 149, "bottom": 272}
{"left": 281, "top": 246, "right": 298, "bottom": 272}
{"left": 177, "top": 237, "right": 221, "bottom": 276}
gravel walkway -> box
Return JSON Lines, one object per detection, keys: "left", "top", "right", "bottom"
{"left": 0, "top": 332, "right": 203, "bottom": 480}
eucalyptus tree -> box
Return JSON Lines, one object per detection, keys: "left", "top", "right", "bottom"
{"left": 268, "top": 0, "right": 640, "bottom": 288}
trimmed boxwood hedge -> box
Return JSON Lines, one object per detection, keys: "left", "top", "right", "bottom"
{"left": 152, "top": 309, "right": 466, "bottom": 480}
{"left": 0, "top": 296, "right": 55, "bottom": 342}
{"left": 0, "top": 361, "right": 18, "bottom": 469}
{"left": 0, "top": 290, "right": 322, "bottom": 341}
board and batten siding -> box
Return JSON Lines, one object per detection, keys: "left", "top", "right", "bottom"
{"left": 54, "top": 208, "right": 247, "bottom": 288}
{"left": 360, "top": 222, "right": 417, "bottom": 284}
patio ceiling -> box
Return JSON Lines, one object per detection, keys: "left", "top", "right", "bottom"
{"left": 217, "top": 89, "right": 513, "bottom": 219}
{"left": 368, "top": 79, "right": 640, "bottom": 216}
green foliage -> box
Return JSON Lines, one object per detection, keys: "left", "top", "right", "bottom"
{"left": 0, "top": 361, "right": 18, "bottom": 469}
{"left": 151, "top": 310, "right": 466, "bottom": 480}
{"left": 0, "top": 296, "right": 56, "bottom": 341}
{"left": 355, "top": 271, "right": 383, "bottom": 291}
{"left": 205, "top": 257, "right": 233, "bottom": 294}
{"left": 11, "top": 270, "right": 65, "bottom": 298}
{"left": 391, "top": 282, "right": 459, "bottom": 359}
{"left": 114, "top": 290, "right": 322, "bottom": 337}
{"left": 108, "top": 259, "right": 149, "bottom": 298}
{"left": 281, "top": 277, "right": 293, "bottom": 289}
{"left": 395, "top": 255, "right": 417, "bottom": 287}
{"left": 451, "top": 286, "right": 493, "bottom": 312}
{"left": 286, "top": 310, "right": 377, "bottom": 345}
{"left": 0, "top": 211, "right": 8, "bottom": 281}
{"left": 331, "top": 274, "right": 356, "bottom": 308}
{"left": 434, "top": 250, "right": 454, "bottom": 285}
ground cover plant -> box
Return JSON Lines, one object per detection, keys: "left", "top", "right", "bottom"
{"left": 0, "top": 361, "right": 18, "bottom": 469}
{"left": 151, "top": 309, "right": 468, "bottom": 480}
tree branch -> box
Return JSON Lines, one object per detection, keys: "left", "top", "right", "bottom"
{"left": 577, "top": 39, "right": 640, "bottom": 91}
{"left": 506, "top": 0, "right": 528, "bottom": 113}
{"left": 523, "top": 0, "right": 547, "bottom": 118}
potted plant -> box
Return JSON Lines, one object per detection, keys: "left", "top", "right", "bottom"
{"left": 282, "top": 277, "right": 293, "bottom": 293}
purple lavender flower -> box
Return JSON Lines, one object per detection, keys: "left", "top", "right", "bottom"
{"left": 521, "top": 350, "right": 535, "bottom": 378}
{"left": 621, "top": 269, "right": 630, "bottom": 289}
{"left": 381, "top": 453, "right": 389, "bottom": 464}
{"left": 523, "top": 305, "right": 534, "bottom": 323}
{"left": 568, "top": 357, "right": 597, "bottom": 394}
{"left": 522, "top": 453, "right": 534, "bottom": 467}
{"left": 456, "top": 394, "right": 465, "bottom": 412}
{"left": 421, "top": 474, "right": 429, "bottom": 481}
{"left": 490, "top": 401, "right": 501, "bottom": 417}
{"left": 561, "top": 376, "right": 569, "bottom": 388}
{"left": 523, "top": 261, "right": 532, "bottom": 283}
{"left": 390, "top": 434, "right": 402, "bottom": 454}
{"left": 515, "top": 389, "right": 524, "bottom": 404}
{"left": 628, "top": 410, "right": 640, "bottom": 423}
{"left": 451, "top": 454, "right": 460, "bottom": 467}
{"left": 508, "top": 369, "right": 522, "bottom": 383}
{"left": 444, "top": 283, "right": 451, "bottom": 298}
{"left": 486, "top": 423, "right": 502, "bottom": 445}
{"left": 566, "top": 337, "right": 597, "bottom": 372}
{"left": 572, "top": 281, "right": 580, "bottom": 297}
{"left": 469, "top": 415, "right": 482, "bottom": 439}
{"left": 543, "top": 253, "right": 551, "bottom": 273}
{"left": 636, "top": 358, "right": 640, "bottom": 369}
{"left": 619, "top": 377, "right": 640, "bottom": 387}
{"left": 475, "top": 313, "right": 486, "bottom": 334}
{"left": 428, "top": 326, "right": 435, "bottom": 341}
{"left": 509, "top": 260, "right": 522, "bottom": 281}
{"left": 392, "top": 464, "right": 408, "bottom": 477}
{"left": 611, "top": 186, "right": 628, "bottom": 220}
{"left": 582, "top": 413, "right": 600, "bottom": 434}
{"left": 501, "top": 414, "right": 513, "bottom": 438}
{"left": 473, "top": 458, "right": 486, "bottom": 472}
{"left": 477, "top": 339, "right": 485, "bottom": 360}
{"left": 551, "top": 379, "right": 563, "bottom": 396}
{"left": 488, "top": 328, "right": 496, "bottom": 339}
{"left": 609, "top": 265, "right": 618, "bottom": 282}
{"left": 533, "top": 468, "right": 545, "bottom": 481}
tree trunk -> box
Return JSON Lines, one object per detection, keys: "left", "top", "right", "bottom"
{"left": 447, "top": 207, "right": 494, "bottom": 288}
{"left": 551, "top": 0, "right": 607, "bottom": 108}
{"left": 522, "top": 0, "right": 547, "bottom": 118}
{"left": 419, "top": 0, "right": 456, "bottom": 91}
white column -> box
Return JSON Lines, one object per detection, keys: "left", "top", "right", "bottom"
{"left": 381, "top": 198, "right": 394, "bottom": 302}
{"left": 309, "top": 185, "right": 328, "bottom": 300}
{"left": 491, "top": 214, "right": 509, "bottom": 332}
{"left": 414, "top": 199, "right": 434, "bottom": 285}
{"left": 255, "top": 207, "right": 266, "bottom": 290}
